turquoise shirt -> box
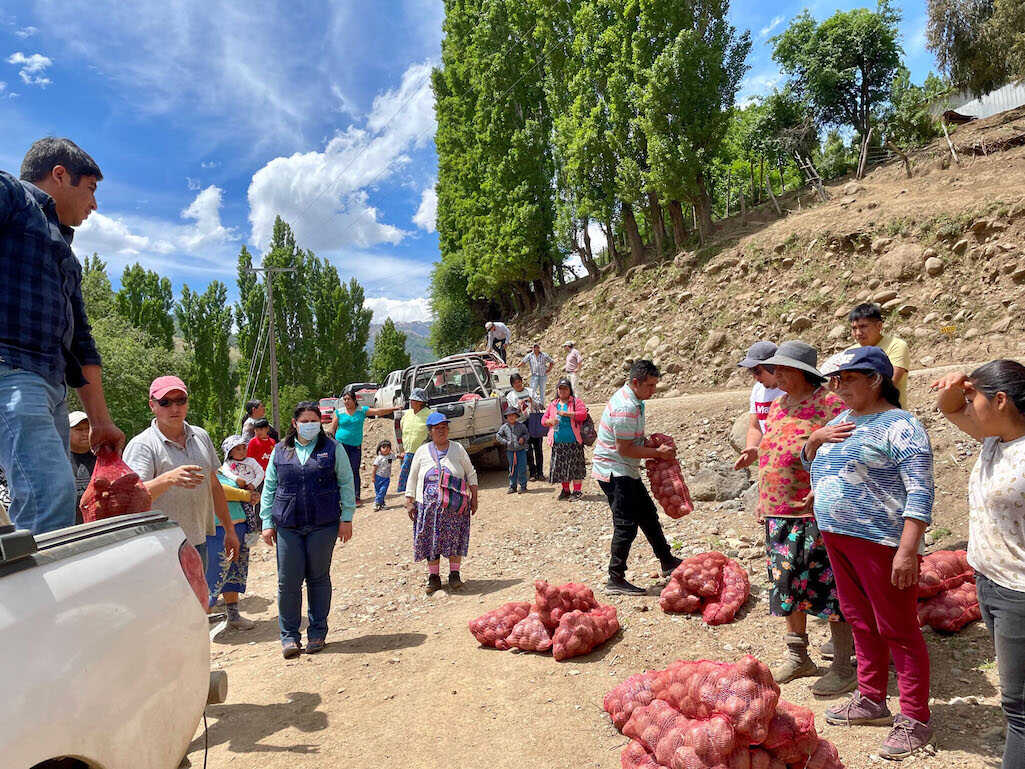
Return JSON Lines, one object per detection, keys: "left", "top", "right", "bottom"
{"left": 259, "top": 438, "right": 357, "bottom": 530}
{"left": 554, "top": 400, "right": 577, "bottom": 443}
{"left": 216, "top": 471, "right": 248, "bottom": 524}
{"left": 334, "top": 405, "right": 369, "bottom": 446}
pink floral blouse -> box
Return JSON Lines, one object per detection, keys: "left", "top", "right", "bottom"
{"left": 757, "top": 387, "right": 846, "bottom": 519}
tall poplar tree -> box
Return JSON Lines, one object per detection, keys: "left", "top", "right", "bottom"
{"left": 115, "top": 263, "right": 176, "bottom": 349}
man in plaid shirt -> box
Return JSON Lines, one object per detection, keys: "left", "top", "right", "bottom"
{"left": 0, "top": 138, "right": 124, "bottom": 534}
{"left": 592, "top": 359, "right": 681, "bottom": 595}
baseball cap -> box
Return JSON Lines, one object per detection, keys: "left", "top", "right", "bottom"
{"left": 425, "top": 412, "right": 450, "bottom": 426}
{"left": 821, "top": 346, "right": 894, "bottom": 379}
{"left": 68, "top": 411, "right": 89, "bottom": 427}
{"left": 149, "top": 375, "right": 188, "bottom": 399}
{"left": 737, "top": 341, "right": 778, "bottom": 368}
{"left": 563, "top": 340, "right": 574, "bottom": 347}
{"left": 410, "top": 387, "right": 429, "bottom": 403}
{"left": 503, "top": 405, "right": 519, "bottom": 416}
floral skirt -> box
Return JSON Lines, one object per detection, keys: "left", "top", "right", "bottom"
{"left": 764, "top": 516, "right": 843, "bottom": 621}
{"left": 548, "top": 441, "right": 586, "bottom": 483}
{"left": 413, "top": 472, "right": 471, "bottom": 561}
{"left": 205, "top": 521, "right": 251, "bottom": 606}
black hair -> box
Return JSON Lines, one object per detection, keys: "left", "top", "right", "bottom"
{"left": 969, "top": 360, "right": 1025, "bottom": 418}
{"left": 252, "top": 417, "right": 270, "bottom": 429}
{"left": 556, "top": 378, "right": 575, "bottom": 399}
{"left": 241, "top": 399, "right": 263, "bottom": 431}
{"left": 510, "top": 372, "right": 523, "bottom": 384}
{"left": 21, "top": 137, "right": 103, "bottom": 185}
{"left": 376, "top": 439, "right": 392, "bottom": 454}
{"left": 282, "top": 402, "right": 322, "bottom": 448}
{"left": 629, "top": 359, "right": 660, "bottom": 382}
{"left": 803, "top": 370, "right": 826, "bottom": 387}
{"left": 340, "top": 388, "right": 357, "bottom": 404}
{"left": 848, "top": 303, "right": 883, "bottom": 323}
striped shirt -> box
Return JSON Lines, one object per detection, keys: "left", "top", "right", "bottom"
{"left": 592, "top": 384, "right": 645, "bottom": 481}
{"left": 808, "top": 408, "right": 934, "bottom": 548}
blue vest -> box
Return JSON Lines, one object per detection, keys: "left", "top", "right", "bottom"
{"left": 270, "top": 435, "right": 341, "bottom": 529}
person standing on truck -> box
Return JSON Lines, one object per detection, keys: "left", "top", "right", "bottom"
{"left": 0, "top": 138, "right": 125, "bottom": 535}
{"left": 519, "top": 342, "right": 554, "bottom": 405}
{"left": 123, "top": 376, "right": 240, "bottom": 571}
{"left": 260, "top": 401, "right": 356, "bottom": 658}
{"left": 68, "top": 411, "right": 95, "bottom": 524}
{"left": 328, "top": 389, "right": 399, "bottom": 506}
{"left": 397, "top": 388, "right": 433, "bottom": 494}
{"left": 485, "top": 321, "right": 510, "bottom": 362}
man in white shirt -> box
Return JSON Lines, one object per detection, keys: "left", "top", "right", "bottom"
{"left": 563, "top": 341, "right": 583, "bottom": 395}
{"left": 733, "top": 341, "right": 784, "bottom": 470}
{"left": 485, "top": 321, "right": 511, "bottom": 362}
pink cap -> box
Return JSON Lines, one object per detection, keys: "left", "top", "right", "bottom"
{"left": 149, "top": 375, "right": 188, "bottom": 400}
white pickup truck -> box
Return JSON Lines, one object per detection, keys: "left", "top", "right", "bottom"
{"left": 0, "top": 513, "right": 223, "bottom": 769}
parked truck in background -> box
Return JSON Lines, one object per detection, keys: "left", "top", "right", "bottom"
{"left": 1, "top": 513, "right": 224, "bottom": 769}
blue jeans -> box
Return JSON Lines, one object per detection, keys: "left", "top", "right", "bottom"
{"left": 397, "top": 452, "right": 414, "bottom": 493}
{"left": 0, "top": 366, "right": 76, "bottom": 534}
{"left": 342, "top": 443, "right": 362, "bottom": 502}
{"left": 374, "top": 474, "right": 390, "bottom": 505}
{"left": 507, "top": 449, "right": 527, "bottom": 490}
{"left": 530, "top": 375, "right": 546, "bottom": 404}
{"left": 275, "top": 523, "right": 338, "bottom": 645}
{"left": 977, "top": 572, "right": 1025, "bottom": 769}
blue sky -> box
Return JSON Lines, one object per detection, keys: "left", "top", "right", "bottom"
{"left": 0, "top": 1, "right": 937, "bottom": 322}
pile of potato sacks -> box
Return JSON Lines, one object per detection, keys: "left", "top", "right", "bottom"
{"left": 660, "top": 552, "right": 750, "bottom": 625}
{"left": 917, "top": 550, "right": 981, "bottom": 633}
{"left": 469, "top": 581, "right": 620, "bottom": 661}
{"left": 605, "top": 656, "right": 846, "bottom": 769}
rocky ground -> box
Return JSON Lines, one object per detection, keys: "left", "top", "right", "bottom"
{"left": 184, "top": 367, "right": 1008, "bottom": 769}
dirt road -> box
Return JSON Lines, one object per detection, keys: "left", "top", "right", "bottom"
{"left": 185, "top": 378, "right": 1004, "bottom": 769}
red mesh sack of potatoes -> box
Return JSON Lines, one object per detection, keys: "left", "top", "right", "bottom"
{"left": 622, "top": 740, "right": 667, "bottom": 769}
{"left": 533, "top": 580, "right": 599, "bottom": 631}
{"left": 552, "top": 604, "right": 619, "bottom": 661}
{"left": 506, "top": 612, "right": 553, "bottom": 652}
{"left": 624, "top": 700, "right": 737, "bottom": 768}
{"left": 79, "top": 446, "right": 153, "bottom": 522}
{"left": 702, "top": 559, "right": 751, "bottom": 626}
{"left": 605, "top": 671, "right": 659, "bottom": 730}
{"left": 644, "top": 433, "right": 694, "bottom": 519}
{"left": 468, "top": 601, "right": 531, "bottom": 650}
{"left": 802, "top": 737, "right": 845, "bottom": 769}
{"left": 762, "top": 700, "right": 818, "bottom": 764}
{"left": 652, "top": 656, "right": 780, "bottom": 745}
{"left": 918, "top": 580, "right": 981, "bottom": 632}
{"left": 917, "top": 550, "right": 973, "bottom": 598}
{"left": 459, "top": 393, "right": 482, "bottom": 401}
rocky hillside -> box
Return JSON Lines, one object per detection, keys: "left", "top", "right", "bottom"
{"left": 506, "top": 107, "right": 1025, "bottom": 397}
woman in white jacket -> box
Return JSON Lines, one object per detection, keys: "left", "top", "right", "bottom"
{"left": 405, "top": 412, "right": 479, "bottom": 594}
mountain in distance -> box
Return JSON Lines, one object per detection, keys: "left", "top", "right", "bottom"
{"left": 367, "top": 320, "right": 434, "bottom": 366}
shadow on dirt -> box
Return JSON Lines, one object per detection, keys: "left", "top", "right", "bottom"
{"left": 458, "top": 577, "right": 523, "bottom": 596}
{"left": 321, "top": 632, "right": 428, "bottom": 654}
{"left": 213, "top": 617, "right": 281, "bottom": 646}
{"left": 187, "top": 691, "right": 327, "bottom": 756}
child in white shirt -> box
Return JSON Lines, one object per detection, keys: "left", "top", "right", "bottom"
{"left": 373, "top": 440, "right": 395, "bottom": 511}
{"left": 220, "top": 435, "right": 265, "bottom": 491}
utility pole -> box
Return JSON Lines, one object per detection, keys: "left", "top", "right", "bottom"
{"left": 244, "top": 266, "right": 297, "bottom": 432}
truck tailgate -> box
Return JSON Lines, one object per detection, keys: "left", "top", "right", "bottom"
{"left": 0, "top": 515, "right": 209, "bottom": 769}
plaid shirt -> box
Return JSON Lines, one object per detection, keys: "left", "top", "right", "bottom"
{"left": 591, "top": 383, "right": 646, "bottom": 481}
{"left": 0, "top": 170, "right": 100, "bottom": 388}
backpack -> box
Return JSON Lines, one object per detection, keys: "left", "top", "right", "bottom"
{"left": 579, "top": 411, "right": 598, "bottom": 447}
{"left": 429, "top": 443, "right": 471, "bottom": 516}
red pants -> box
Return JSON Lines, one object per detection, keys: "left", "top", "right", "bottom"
{"left": 822, "top": 532, "right": 931, "bottom": 722}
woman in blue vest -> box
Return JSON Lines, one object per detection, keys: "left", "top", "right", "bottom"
{"left": 260, "top": 402, "right": 356, "bottom": 659}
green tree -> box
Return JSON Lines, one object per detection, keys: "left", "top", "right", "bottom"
{"left": 81, "top": 254, "right": 115, "bottom": 320}
{"left": 926, "top": 0, "right": 1003, "bottom": 95}
{"left": 370, "top": 318, "right": 412, "bottom": 383}
{"left": 773, "top": 1, "right": 902, "bottom": 140}
{"left": 429, "top": 253, "right": 479, "bottom": 356}
{"left": 114, "top": 263, "right": 176, "bottom": 349}
{"left": 884, "top": 68, "right": 947, "bottom": 148}
{"left": 176, "top": 281, "right": 238, "bottom": 444}
{"left": 235, "top": 245, "right": 267, "bottom": 401}
{"left": 816, "top": 129, "right": 855, "bottom": 179}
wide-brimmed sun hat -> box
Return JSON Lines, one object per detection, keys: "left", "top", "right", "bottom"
{"left": 760, "top": 340, "right": 823, "bottom": 379}
{"left": 410, "top": 387, "right": 429, "bottom": 403}
{"left": 221, "top": 434, "right": 247, "bottom": 458}
{"left": 737, "top": 340, "right": 777, "bottom": 368}
{"left": 821, "top": 346, "right": 894, "bottom": 379}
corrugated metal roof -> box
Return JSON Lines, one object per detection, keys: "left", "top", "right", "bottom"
{"left": 949, "top": 81, "right": 1025, "bottom": 120}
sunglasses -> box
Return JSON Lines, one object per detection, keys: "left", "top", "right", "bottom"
{"left": 154, "top": 396, "right": 188, "bottom": 407}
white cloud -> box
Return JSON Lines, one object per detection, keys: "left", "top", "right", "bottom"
{"left": 179, "top": 185, "right": 236, "bottom": 250}
{"left": 365, "top": 296, "right": 432, "bottom": 323}
{"left": 6, "top": 51, "right": 53, "bottom": 87}
{"left": 186, "top": 176, "right": 201, "bottom": 190}
{"left": 759, "top": 15, "right": 784, "bottom": 39}
{"left": 738, "top": 70, "right": 783, "bottom": 106}
{"left": 74, "top": 212, "right": 175, "bottom": 258}
{"left": 200, "top": 160, "right": 219, "bottom": 169}
{"left": 343, "top": 252, "right": 434, "bottom": 285}
{"left": 413, "top": 183, "right": 437, "bottom": 232}
{"left": 0, "top": 81, "right": 5, "bottom": 93}
{"left": 15, "top": 26, "right": 38, "bottom": 39}
{"left": 247, "top": 60, "right": 435, "bottom": 252}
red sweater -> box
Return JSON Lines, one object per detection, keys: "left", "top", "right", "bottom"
{"left": 246, "top": 436, "right": 276, "bottom": 470}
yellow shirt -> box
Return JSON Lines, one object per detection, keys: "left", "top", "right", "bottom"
{"left": 848, "top": 333, "right": 911, "bottom": 407}
{"left": 400, "top": 407, "right": 434, "bottom": 455}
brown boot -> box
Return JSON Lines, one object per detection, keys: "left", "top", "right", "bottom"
{"left": 812, "top": 622, "right": 858, "bottom": 697}
{"left": 772, "top": 632, "right": 819, "bottom": 684}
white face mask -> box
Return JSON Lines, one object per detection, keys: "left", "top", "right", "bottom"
{"left": 296, "top": 422, "right": 321, "bottom": 441}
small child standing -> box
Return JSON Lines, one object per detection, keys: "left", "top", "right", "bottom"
{"left": 373, "top": 440, "right": 395, "bottom": 511}
{"left": 496, "top": 406, "right": 529, "bottom": 494}
{"left": 245, "top": 418, "right": 277, "bottom": 471}
{"left": 221, "top": 436, "right": 265, "bottom": 491}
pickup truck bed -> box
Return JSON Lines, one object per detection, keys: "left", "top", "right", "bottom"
{"left": 1, "top": 514, "right": 211, "bottom": 769}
